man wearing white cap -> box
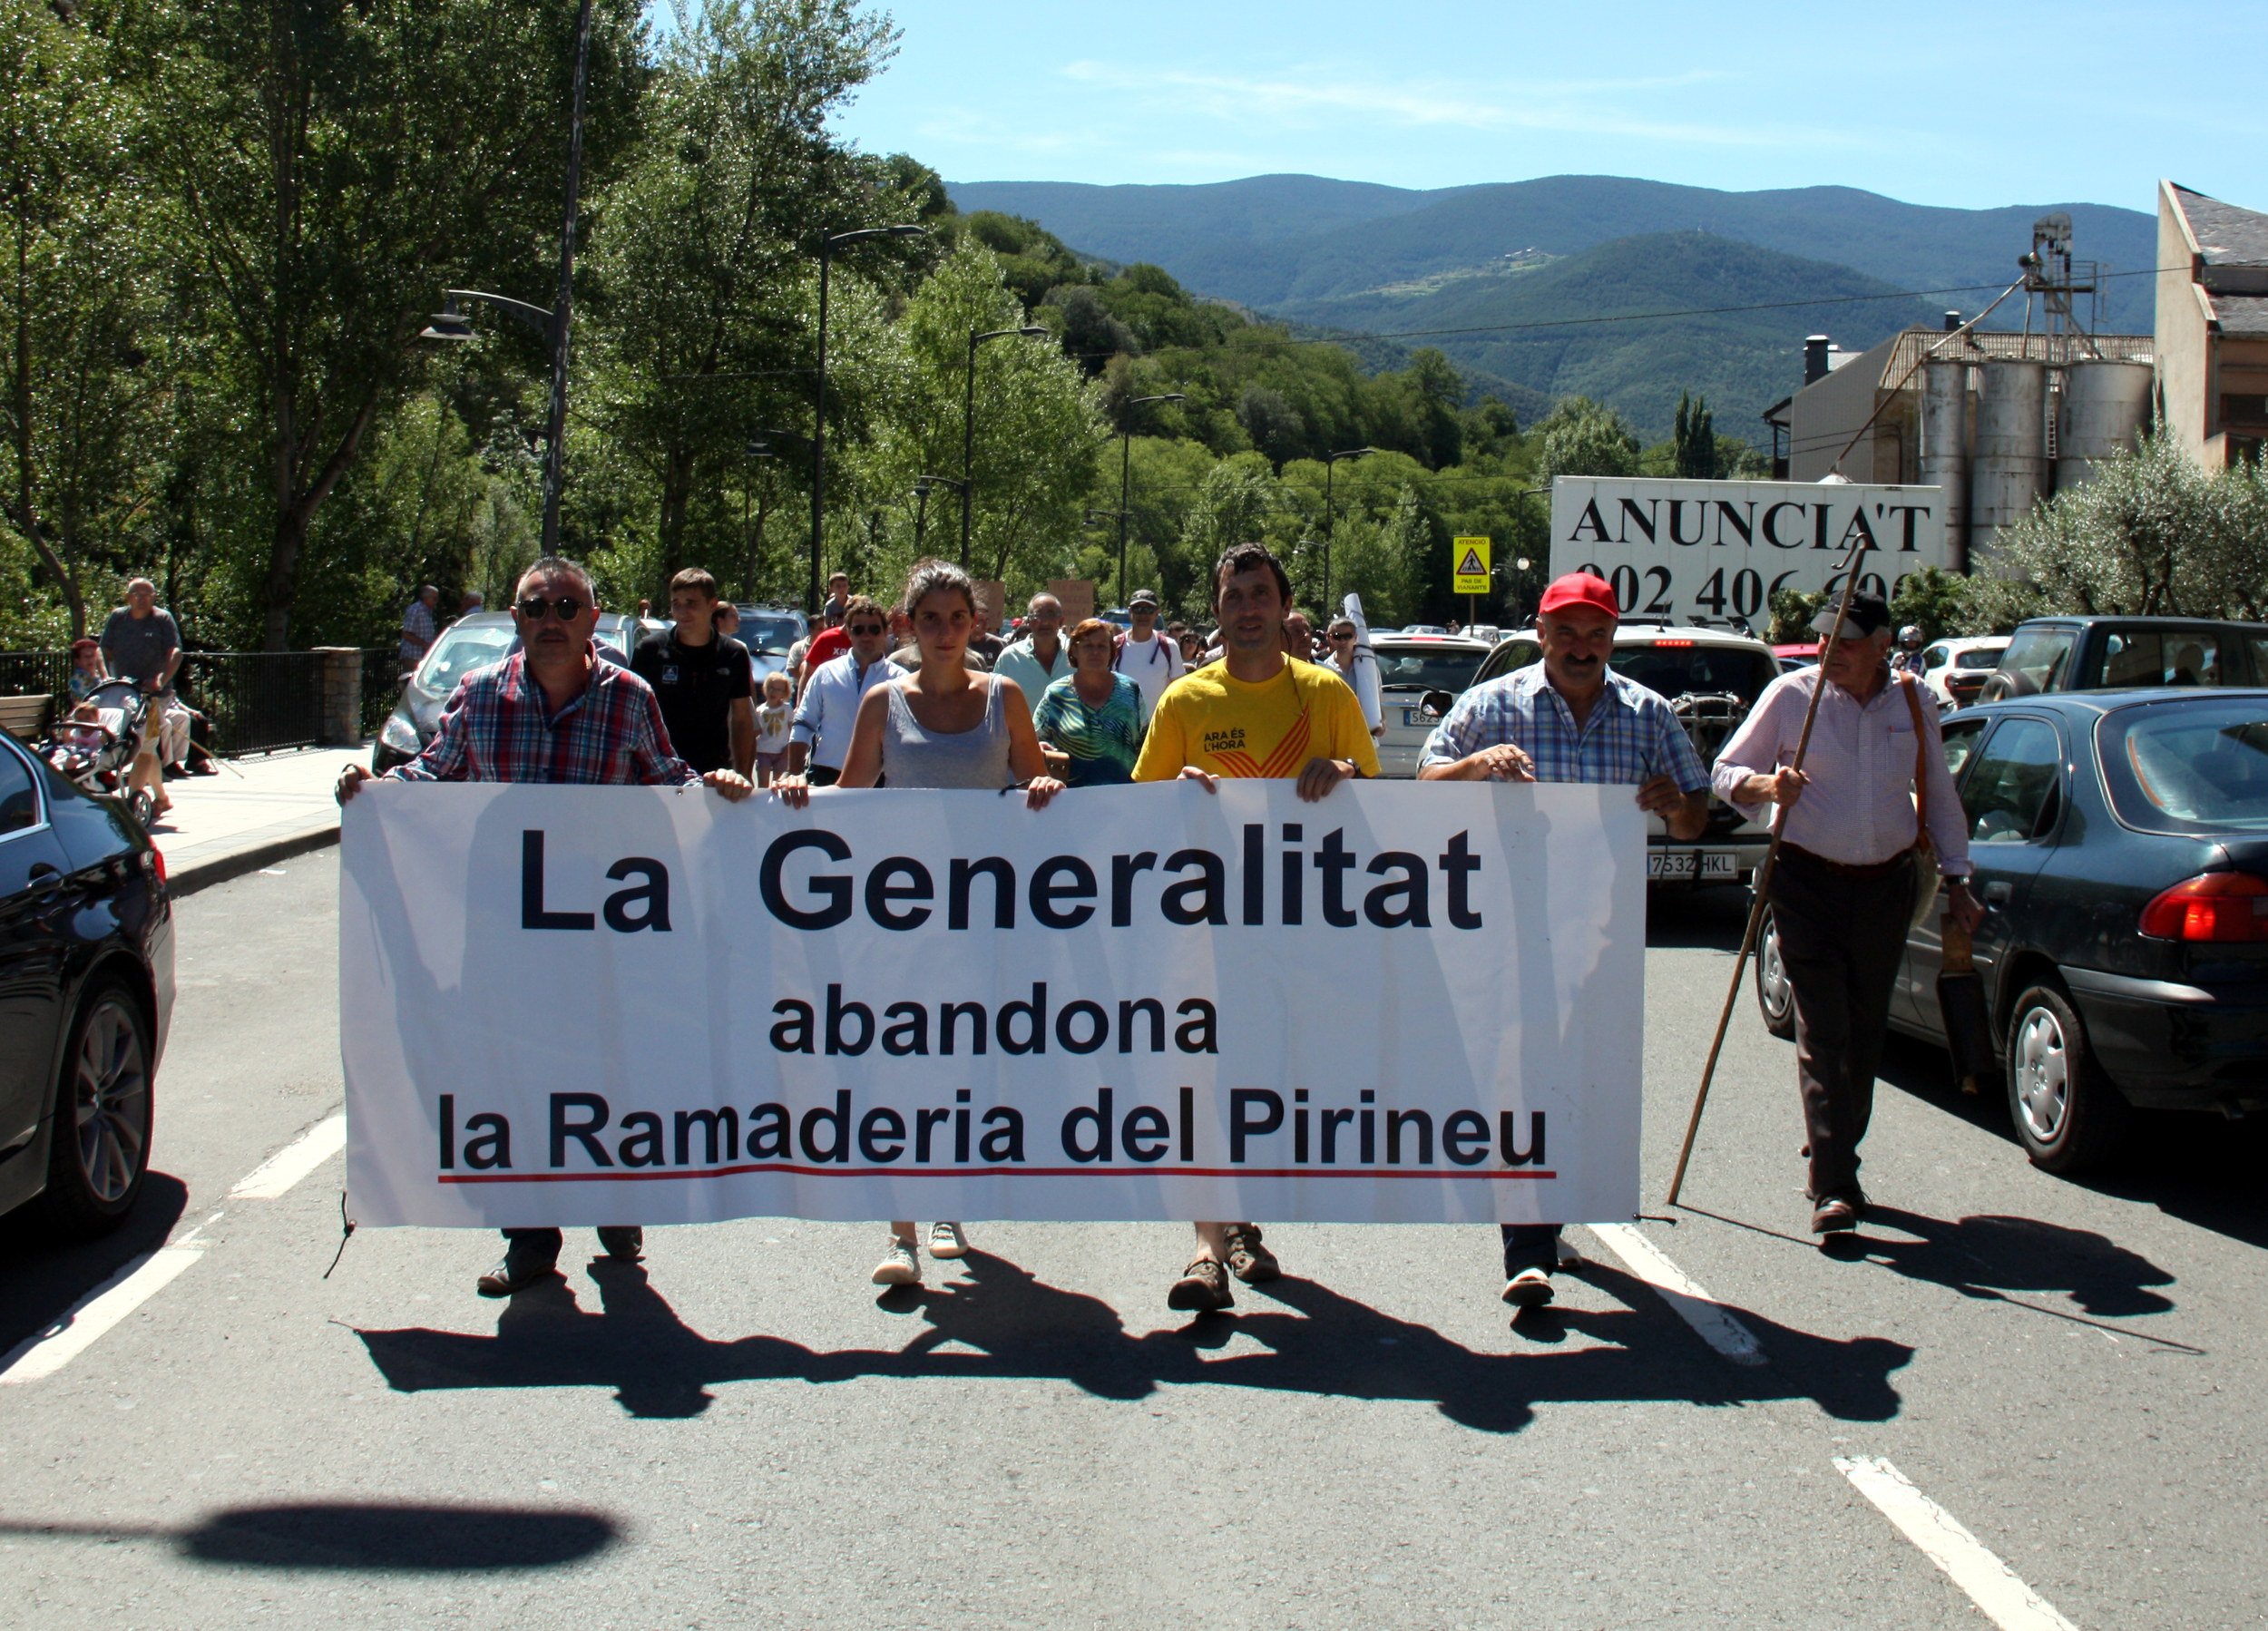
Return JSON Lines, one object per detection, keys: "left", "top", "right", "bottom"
{"left": 1714, "top": 591, "right": 1983, "bottom": 1235}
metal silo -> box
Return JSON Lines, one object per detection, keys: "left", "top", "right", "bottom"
{"left": 1970, "top": 360, "right": 2049, "bottom": 564}
{"left": 2055, "top": 359, "right": 2153, "bottom": 491}
{"left": 1920, "top": 359, "right": 1970, "bottom": 571}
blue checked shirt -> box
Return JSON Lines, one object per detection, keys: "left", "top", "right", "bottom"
{"left": 1419, "top": 662, "right": 1708, "bottom": 792}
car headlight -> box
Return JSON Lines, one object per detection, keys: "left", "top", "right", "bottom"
{"left": 379, "top": 709, "right": 422, "bottom": 755}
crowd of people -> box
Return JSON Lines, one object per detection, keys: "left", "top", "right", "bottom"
{"left": 340, "top": 542, "right": 1966, "bottom": 1321}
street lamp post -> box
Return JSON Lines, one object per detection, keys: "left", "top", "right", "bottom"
{"left": 1110, "top": 392, "right": 1185, "bottom": 602}
{"left": 912, "top": 474, "right": 964, "bottom": 557}
{"left": 1322, "top": 446, "right": 1375, "bottom": 610}
{"left": 812, "top": 224, "right": 927, "bottom": 613}
{"left": 961, "top": 326, "right": 1051, "bottom": 570}
{"left": 415, "top": 0, "right": 596, "bottom": 554}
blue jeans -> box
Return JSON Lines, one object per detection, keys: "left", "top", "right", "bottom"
{"left": 1501, "top": 1224, "right": 1561, "bottom": 1276}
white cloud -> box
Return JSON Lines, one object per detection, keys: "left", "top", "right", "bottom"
{"left": 1059, "top": 59, "right": 1862, "bottom": 150}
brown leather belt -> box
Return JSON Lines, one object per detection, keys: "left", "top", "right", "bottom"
{"left": 1780, "top": 841, "right": 1913, "bottom": 881}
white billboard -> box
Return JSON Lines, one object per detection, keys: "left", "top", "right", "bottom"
{"left": 1547, "top": 478, "right": 1950, "bottom": 628}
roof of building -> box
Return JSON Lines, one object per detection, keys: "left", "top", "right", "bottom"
{"left": 2170, "top": 183, "right": 2268, "bottom": 269}
{"left": 1867, "top": 327, "right": 2154, "bottom": 390}
{"left": 2165, "top": 182, "right": 2268, "bottom": 335}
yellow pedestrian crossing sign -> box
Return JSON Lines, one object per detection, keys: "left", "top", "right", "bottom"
{"left": 1452, "top": 536, "right": 1491, "bottom": 594}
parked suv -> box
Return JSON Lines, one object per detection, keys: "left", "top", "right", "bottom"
{"left": 1429, "top": 620, "right": 1782, "bottom": 885}
{"left": 1917, "top": 635, "right": 2010, "bottom": 711}
{"left": 1980, "top": 616, "right": 2268, "bottom": 702}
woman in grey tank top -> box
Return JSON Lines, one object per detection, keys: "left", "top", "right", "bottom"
{"left": 775, "top": 558, "right": 1062, "bottom": 1290}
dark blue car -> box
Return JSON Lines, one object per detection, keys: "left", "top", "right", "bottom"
{"left": 1757, "top": 689, "right": 2268, "bottom": 1174}
{"left": 0, "top": 729, "right": 174, "bottom": 1236}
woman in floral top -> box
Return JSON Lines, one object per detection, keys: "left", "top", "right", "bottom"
{"left": 1032, "top": 618, "right": 1146, "bottom": 786}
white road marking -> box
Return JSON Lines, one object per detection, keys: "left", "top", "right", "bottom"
{"left": 1585, "top": 1222, "right": 1766, "bottom": 1366}
{"left": 1835, "top": 1455, "right": 2078, "bottom": 1631}
{"left": 0, "top": 1246, "right": 205, "bottom": 1385}
{"left": 228, "top": 1113, "right": 346, "bottom": 1200}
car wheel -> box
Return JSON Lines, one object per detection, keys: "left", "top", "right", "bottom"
{"left": 1754, "top": 906, "right": 1796, "bottom": 1040}
{"left": 32, "top": 983, "right": 154, "bottom": 1238}
{"left": 2004, "top": 980, "right": 2129, "bottom": 1175}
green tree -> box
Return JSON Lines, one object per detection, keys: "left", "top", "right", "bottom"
{"left": 870, "top": 243, "right": 1104, "bottom": 591}
{"left": 1672, "top": 391, "right": 1720, "bottom": 480}
{"left": 117, "top": 0, "right": 648, "bottom": 647}
{"left": 0, "top": 5, "right": 162, "bottom": 635}
{"left": 579, "top": 0, "right": 909, "bottom": 594}
{"left": 1971, "top": 434, "right": 2268, "bottom": 627}
{"left": 1536, "top": 396, "right": 1640, "bottom": 481}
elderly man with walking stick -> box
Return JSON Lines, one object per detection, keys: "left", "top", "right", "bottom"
{"left": 1710, "top": 591, "right": 1983, "bottom": 1235}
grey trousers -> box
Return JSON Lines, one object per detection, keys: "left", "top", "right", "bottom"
{"left": 1767, "top": 847, "right": 1916, "bottom": 1202}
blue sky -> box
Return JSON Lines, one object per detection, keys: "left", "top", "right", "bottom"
{"left": 816, "top": 0, "right": 2263, "bottom": 213}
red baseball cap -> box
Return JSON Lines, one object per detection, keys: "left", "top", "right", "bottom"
{"left": 1538, "top": 571, "right": 1619, "bottom": 620}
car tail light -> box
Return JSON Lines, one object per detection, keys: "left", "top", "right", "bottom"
{"left": 147, "top": 846, "right": 165, "bottom": 886}
{"left": 2139, "top": 872, "right": 2268, "bottom": 942}
{"left": 1653, "top": 639, "right": 1694, "bottom": 649}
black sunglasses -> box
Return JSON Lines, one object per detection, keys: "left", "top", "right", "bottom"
{"left": 846, "top": 622, "right": 887, "bottom": 637}
{"left": 517, "top": 595, "right": 588, "bottom": 621}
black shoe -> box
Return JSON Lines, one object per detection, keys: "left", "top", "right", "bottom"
{"left": 161, "top": 763, "right": 188, "bottom": 781}
{"left": 1810, "top": 1196, "right": 1861, "bottom": 1234}
{"left": 188, "top": 757, "right": 219, "bottom": 776}
{"left": 1501, "top": 1266, "right": 1556, "bottom": 1308}
{"left": 1221, "top": 1222, "right": 1279, "bottom": 1284}
{"left": 595, "top": 1226, "right": 643, "bottom": 1260}
{"left": 476, "top": 1241, "right": 560, "bottom": 1296}
{"left": 1167, "top": 1255, "right": 1234, "bottom": 1313}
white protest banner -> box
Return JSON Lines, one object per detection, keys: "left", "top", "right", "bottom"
{"left": 341, "top": 781, "right": 1642, "bottom": 1229}
{"left": 1549, "top": 476, "right": 1949, "bottom": 627}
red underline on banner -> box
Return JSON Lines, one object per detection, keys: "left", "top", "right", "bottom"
{"left": 435, "top": 1164, "right": 1559, "bottom": 1184}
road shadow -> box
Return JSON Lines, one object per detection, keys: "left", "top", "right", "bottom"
{"left": 0, "top": 1501, "right": 618, "bottom": 1571}
{"left": 353, "top": 1249, "right": 1911, "bottom": 1432}
{"left": 0, "top": 1171, "right": 189, "bottom": 1358}
{"left": 1844, "top": 1204, "right": 2177, "bottom": 1318}
{"left": 1876, "top": 1031, "right": 2268, "bottom": 1255}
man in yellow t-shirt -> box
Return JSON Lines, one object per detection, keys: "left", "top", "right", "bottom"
{"left": 1133, "top": 542, "right": 1380, "bottom": 1314}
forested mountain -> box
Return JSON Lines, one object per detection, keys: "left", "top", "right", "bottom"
{"left": 953, "top": 174, "right": 2154, "bottom": 444}
{"left": 948, "top": 174, "right": 2156, "bottom": 322}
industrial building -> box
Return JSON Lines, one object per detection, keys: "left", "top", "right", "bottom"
{"left": 2155, "top": 181, "right": 2268, "bottom": 470}
{"left": 1763, "top": 217, "right": 2153, "bottom": 570}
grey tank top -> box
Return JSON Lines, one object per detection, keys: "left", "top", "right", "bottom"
{"left": 880, "top": 676, "right": 1013, "bottom": 789}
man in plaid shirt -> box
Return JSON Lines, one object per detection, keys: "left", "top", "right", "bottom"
{"left": 1419, "top": 571, "right": 1708, "bottom": 1315}
{"left": 339, "top": 555, "right": 753, "bottom": 1297}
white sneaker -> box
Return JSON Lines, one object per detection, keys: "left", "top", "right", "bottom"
{"left": 928, "top": 1221, "right": 969, "bottom": 1260}
{"left": 872, "top": 1238, "right": 921, "bottom": 1286}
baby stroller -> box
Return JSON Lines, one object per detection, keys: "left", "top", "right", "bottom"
{"left": 44, "top": 679, "right": 156, "bottom": 826}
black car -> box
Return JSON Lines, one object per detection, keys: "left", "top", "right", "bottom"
{"left": 1755, "top": 689, "right": 2268, "bottom": 1174}
{"left": 0, "top": 730, "right": 174, "bottom": 1236}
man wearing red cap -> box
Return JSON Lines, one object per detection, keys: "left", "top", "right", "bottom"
{"left": 1418, "top": 571, "right": 1709, "bottom": 1311}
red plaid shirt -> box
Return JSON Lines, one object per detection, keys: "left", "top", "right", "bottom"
{"left": 389, "top": 649, "right": 698, "bottom": 786}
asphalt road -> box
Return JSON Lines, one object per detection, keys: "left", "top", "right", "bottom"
{"left": 3, "top": 852, "right": 2263, "bottom": 1628}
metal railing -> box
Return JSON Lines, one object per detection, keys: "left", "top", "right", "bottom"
{"left": 0, "top": 646, "right": 396, "bottom": 757}
{"left": 179, "top": 652, "right": 331, "bottom": 757}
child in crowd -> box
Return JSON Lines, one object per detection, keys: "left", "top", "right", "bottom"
{"left": 753, "top": 670, "right": 794, "bottom": 786}
{"left": 66, "top": 638, "right": 107, "bottom": 701}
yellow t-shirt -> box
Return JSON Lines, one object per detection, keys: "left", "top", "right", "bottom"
{"left": 1133, "top": 657, "right": 1383, "bottom": 782}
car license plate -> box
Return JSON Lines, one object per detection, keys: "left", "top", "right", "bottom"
{"left": 1403, "top": 707, "right": 1426, "bottom": 727}
{"left": 1647, "top": 850, "right": 1738, "bottom": 880}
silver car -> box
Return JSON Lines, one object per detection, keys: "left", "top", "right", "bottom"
{"left": 1373, "top": 636, "right": 1495, "bottom": 777}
